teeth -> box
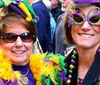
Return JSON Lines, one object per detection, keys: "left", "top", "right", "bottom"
{"left": 80, "top": 34, "right": 92, "bottom": 38}
{"left": 12, "top": 51, "right": 25, "bottom": 54}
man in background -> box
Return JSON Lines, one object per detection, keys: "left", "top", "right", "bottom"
{"left": 28, "top": 0, "right": 51, "bottom": 53}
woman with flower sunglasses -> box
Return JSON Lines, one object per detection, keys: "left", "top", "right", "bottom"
{"left": 63, "top": 0, "right": 100, "bottom": 85}
{"left": 34, "top": 0, "right": 100, "bottom": 84}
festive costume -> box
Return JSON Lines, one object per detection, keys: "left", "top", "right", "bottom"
{"left": 0, "top": 0, "right": 39, "bottom": 23}
{"left": 1, "top": 46, "right": 100, "bottom": 85}
{"left": 0, "top": 50, "right": 66, "bottom": 85}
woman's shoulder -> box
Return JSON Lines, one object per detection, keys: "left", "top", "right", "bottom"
{"left": 64, "top": 45, "right": 76, "bottom": 58}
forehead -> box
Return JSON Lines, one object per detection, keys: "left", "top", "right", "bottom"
{"left": 4, "top": 24, "right": 28, "bottom": 33}
{"left": 80, "top": 5, "right": 99, "bottom": 15}
{"left": 68, "top": 3, "right": 99, "bottom": 16}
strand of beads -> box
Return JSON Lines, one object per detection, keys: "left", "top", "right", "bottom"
{"left": 66, "top": 50, "right": 77, "bottom": 85}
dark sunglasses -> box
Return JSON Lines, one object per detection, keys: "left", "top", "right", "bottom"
{"left": 68, "top": 12, "right": 100, "bottom": 25}
{"left": 1, "top": 32, "right": 35, "bottom": 43}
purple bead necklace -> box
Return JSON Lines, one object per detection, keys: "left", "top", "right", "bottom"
{"left": 65, "top": 50, "right": 83, "bottom": 85}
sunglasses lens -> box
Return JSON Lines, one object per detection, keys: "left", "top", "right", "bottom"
{"left": 2, "top": 32, "right": 35, "bottom": 43}
{"left": 2, "top": 33, "right": 17, "bottom": 43}
{"left": 73, "top": 14, "right": 83, "bottom": 24}
{"left": 90, "top": 14, "right": 100, "bottom": 25}
{"left": 20, "top": 32, "right": 34, "bottom": 42}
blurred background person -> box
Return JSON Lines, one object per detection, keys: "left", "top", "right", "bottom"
{"left": 51, "top": 0, "right": 63, "bottom": 22}
{"left": 28, "top": 0, "right": 51, "bottom": 53}
{"left": 42, "top": 0, "right": 57, "bottom": 40}
{"left": 51, "top": 0, "right": 72, "bottom": 55}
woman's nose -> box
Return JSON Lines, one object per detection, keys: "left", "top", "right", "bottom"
{"left": 81, "top": 21, "right": 91, "bottom": 30}
{"left": 15, "top": 37, "right": 23, "bottom": 47}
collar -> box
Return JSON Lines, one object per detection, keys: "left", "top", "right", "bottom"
{"left": 31, "top": 0, "right": 41, "bottom": 6}
{"left": 42, "top": 0, "right": 52, "bottom": 10}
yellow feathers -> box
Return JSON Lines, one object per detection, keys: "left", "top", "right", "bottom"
{"left": 0, "top": 50, "right": 64, "bottom": 85}
{"left": 0, "top": 50, "right": 21, "bottom": 81}
{"left": 29, "top": 53, "right": 46, "bottom": 80}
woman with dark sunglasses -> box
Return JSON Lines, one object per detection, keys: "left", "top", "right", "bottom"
{"left": 0, "top": 9, "right": 38, "bottom": 85}
{"left": 62, "top": 0, "right": 100, "bottom": 85}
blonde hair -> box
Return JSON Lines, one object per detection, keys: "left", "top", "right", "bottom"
{"left": 63, "top": 1, "right": 100, "bottom": 45}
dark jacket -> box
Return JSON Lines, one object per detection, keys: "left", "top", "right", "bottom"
{"left": 31, "top": 1, "right": 51, "bottom": 53}
{"left": 64, "top": 48, "right": 100, "bottom": 85}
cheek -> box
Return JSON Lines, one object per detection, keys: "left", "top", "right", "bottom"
{"left": 0, "top": 43, "right": 14, "bottom": 59}
{"left": 90, "top": 24, "right": 99, "bottom": 31}
{"left": 0, "top": 41, "right": 13, "bottom": 50}
{"left": 26, "top": 43, "right": 33, "bottom": 54}
{"left": 71, "top": 25, "right": 80, "bottom": 40}
{"left": 71, "top": 25, "right": 78, "bottom": 34}
{"left": 71, "top": 28, "right": 75, "bottom": 40}
{"left": 94, "top": 26, "right": 100, "bottom": 33}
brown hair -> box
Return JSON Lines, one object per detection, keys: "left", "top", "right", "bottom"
{"left": 63, "top": 2, "right": 74, "bottom": 45}
{"left": 0, "top": 13, "right": 36, "bottom": 42}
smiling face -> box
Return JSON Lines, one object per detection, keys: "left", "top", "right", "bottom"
{"left": 0, "top": 24, "right": 33, "bottom": 66}
{"left": 71, "top": 5, "right": 100, "bottom": 49}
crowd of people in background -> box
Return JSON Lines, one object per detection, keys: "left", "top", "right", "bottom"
{"left": 27, "top": 0, "right": 71, "bottom": 55}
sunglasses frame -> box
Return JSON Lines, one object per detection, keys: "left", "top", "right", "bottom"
{"left": 1, "top": 32, "right": 35, "bottom": 43}
{"left": 67, "top": 5, "right": 100, "bottom": 26}
{"left": 68, "top": 12, "right": 100, "bottom": 25}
